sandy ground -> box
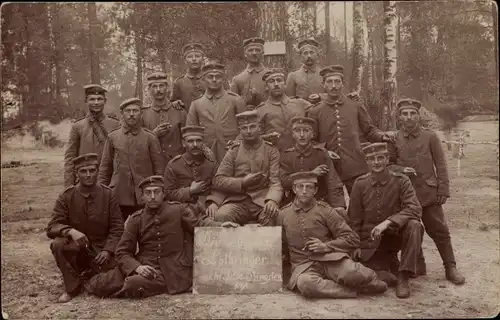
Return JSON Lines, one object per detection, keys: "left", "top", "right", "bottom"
{"left": 1, "top": 121, "right": 499, "bottom": 319}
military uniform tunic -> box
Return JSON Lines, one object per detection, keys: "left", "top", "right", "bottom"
{"left": 171, "top": 73, "right": 205, "bottom": 112}
{"left": 285, "top": 65, "right": 324, "bottom": 100}
{"left": 230, "top": 64, "right": 269, "bottom": 106}
{"left": 255, "top": 95, "right": 312, "bottom": 152}
{"left": 141, "top": 102, "right": 187, "bottom": 163}
{"left": 64, "top": 113, "right": 120, "bottom": 187}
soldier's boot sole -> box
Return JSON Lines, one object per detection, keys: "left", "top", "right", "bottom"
{"left": 445, "top": 266, "right": 466, "bottom": 285}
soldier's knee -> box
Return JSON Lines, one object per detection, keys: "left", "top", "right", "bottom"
{"left": 50, "top": 237, "right": 67, "bottom": 253}
{"left": 296, "top": 274, "right": 318, "bottom": 297}
{"left": 213, "top": 206, "right": 233, "bottom": 222}
{"left": 340, "top": 260, "right": 375, "bottom": 286}
{"left": 406, "top": 220, "right": 424, "bottom": 234}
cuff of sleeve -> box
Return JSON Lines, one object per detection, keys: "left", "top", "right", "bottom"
{"left": 123, "top": 260, "right": 141, "bottom": 276}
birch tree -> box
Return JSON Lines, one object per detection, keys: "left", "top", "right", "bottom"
{"left": 258, "top": 2, "right": 286, "bottom": 69}
{"left": 381, "top": 0, "right": 398, "bottom": 130}
{"left": 351, "top": 1, "right": 368, "bottom": 94}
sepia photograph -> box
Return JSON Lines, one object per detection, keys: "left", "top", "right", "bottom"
{"left": 1, "top": 1, "right": 499, "bottom": 319}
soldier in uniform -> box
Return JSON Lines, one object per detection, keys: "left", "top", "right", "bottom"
{"left": 47, "top": 153, "right": 124, "bottom": 303}
{"left": 164, "top": 126, "right": 217, "bottom": 213}
{"left": 85, "top": 176, "right": 238, "bottom": 299}
{"left": 141, "top": 72, "right": 187, "bottom": 164}
{"left": 64, "top": 84, "right": 120, "bottom": 187}
{"left": 388, "top": 98, "right": 465, "bottom": 285}
{"left": 186, "top": 61, "right": 248, "bottom": 163}
{"left": 277, "top": 171, "right": 387, "bottom": 299}
{"left": 307, "top": 65, "right": 394, "bottom": 195}
{"left": 98, "top": 98, "right": 164, "bottom": 220}
{"left": 348, "top": 143, "right": 423, "bottom": 298}
{"left": 286, "top": 39, "right": 324, "bottom": 100}
{"left": 255, "top": 68, "right": 313, "bottom": 152}
{"left": 207, "top": 110, "right": 283, "bottom": 226}
{"left": 230, "top": 37, "right": 269, "bottom": 106}
{"left": 280, "top": 116, "right": 345, "bottom": 212}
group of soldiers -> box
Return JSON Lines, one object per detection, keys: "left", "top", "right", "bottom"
{"left": 47, "top": 37, "right": 465, "bottom": 304}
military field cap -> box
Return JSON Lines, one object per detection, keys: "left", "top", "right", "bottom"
{"left": 147, "top": 71, "right": 168, "bottom": 85}
{"left": 119, "top": 97, "right": 142, "bottom": 110}
{"left": 236, "top": 110, "right": 260, "bottom": 125}
{"left": 262, "top": 68, "right": 286, "bottom": 82}
{"left": 201, "top": 61, "right": 226, "bottom": 75}
{"left": 243, "top": 37, "right": 265, "bottom": 49}
{"left": 291, "top": 116, "right": 316, "bottom": 130}
{"left": 73, "top": 153, "right": 99, "bottom": 170}
{"left": 320, "top": 65, "right": 344, "bottom": 79}
{"left": 139, "top": 175, "right": 165, "bottom": 189}
{"left": 290, "top": 171, "right": 319, "bottom": 184}
{"left": 397, "top": 98, "right": 422, "bottom": 112}
{"left": 181, "top": 126, "right": 205, "bottom": 139}
{"left": 298, "top": 39, "right": 320, "bottom": 52}
{"left": 182, "top": 43, "right": 205, "bottom": 56}
{"left": 84, "top": 84, "right": 107, "bottom": 96}
{"left": 362, "top": 142, "right": 388, "bottom": 157}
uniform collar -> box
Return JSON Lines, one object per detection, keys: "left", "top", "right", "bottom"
{"left": 292, "top": 199, "right": 317, "bottom": 213}
{"left": 324, "top": 94, "right": 345, "bottom": 106}
{"left": 87, "top": 112, "right": 105, "bottom": 123}
{"left": 151, "top": 100, "right": 172, "bottom": 112}
{"left": 144, "top": 203, "right": 163, "bottom": 216}
{"left": 294, "top": 144, "right": 313, "bottom": 157}
{"left": 242, "top": 137, "right": 263, "bottom": 151}
{"left": 370, "top": 171, "right": 391, "bottom": 186}
{"left": 205, "top": 89, "right": 225, "bottom": 100}
{"left": 268, "top": 95, "right": 290, "bottom": 106}
{"left": 76, "top": 184, "right": 98, "bottom": 198}
{"left": 402, "top": 125, "right": 421, "bottom": 138}
{"left": 246, "top": 63, "right": 265, "bottom": 73}
{"left": 122, "top": 123, "right": 141, "bottom": 135}
{"left": 301, "top": 64, "right": 319, "bottom": 73}
{"left": 186, "top": 71, "right": 202, "bottom": 80}
{"left": 183, "top": 152, "right": 205, "bottom": 166}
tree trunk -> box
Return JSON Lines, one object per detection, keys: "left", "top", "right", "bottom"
{"left": 344, "top": 2, "right": 348, "bottom": 64}
{"left": 351, "top": 1, "right": 367, "bottom": 94}
{"left": 258, "top": 2, "right": 286, "bottom": 69}
{"left": 87, "top": 2, "right": 101, "bottom": 84}
{"left": 325, "top": 1, "right": 331, "bottom": 64}
{"left": 367, "top": 39, "right": 374, "bottom": 99}
{"left": 133, "top": 5, "right": 144, "bottom": 101}
{"left": 381, "top": 1, "right": 398, "bottom": 131}
{"left": 493, "top": 2, "right": 499, "bottom": 90}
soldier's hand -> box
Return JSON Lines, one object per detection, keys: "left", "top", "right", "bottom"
{"left": 327, "top": 150, "right": 341, "bottom": 160}
{"left": 370, "top": 220, "right": 392, "bottom": 241}
{"left": 190, "top": 180, "right": 207, "bottom": 195}
{"left": 351, "top": 248, "right": 362, "bottom": 261}
{"left": 242, "top": 171, "right": 265, "bottom": 188}
{"left": 308, "top": 93, "right": 321, "bottom": 104}
{"left": 382, "top": 131, "right": 396, "bottom": 144}
{"left": 226, "top": 140, "right": 235, "bottom": 150}
{"left": 68, "top": 229, "right": 89, "bottom": 248}
{"left": 135, "top": 265, "right": 159, "bottom": 279}
{"left": 94, "top": 250, "right": 111, "bottom": 266}
{"left": 263, "top": 200, "right": 279, "bottom": 217}
{"left": 403, "top": 167, "right": 417, "bottom": 176}
{"left": 261, "top": 132, "right": 280, "bottom": 145}
{"left": 221, "top": 221, "right": 239, "bottom": 228}
{"left": 346, "top": 91, "right": 361, "bottom": 102}
{"left": 437, "top": 195, "right": 448, "bottom": 205}
{"left": 172, "top": 100, "right": 185, "bottom": 110}
{"left": 206, "top": 202, "right": 219, "bottom": 219}
{"left": 153, "top": 122, "right": 171, "bottom": 137}
{"left": 312, "top": 164, "right": 329, "bottom": 176}
{"left": 305, "top": 237, "right": 329, "bottom": 253}
{"left": 201, "top": 145, "right": 216, "bottom": 162}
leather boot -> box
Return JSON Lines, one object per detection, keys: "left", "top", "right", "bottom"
{"left": 57, "top": 292, "right": 73, "bottom": 303}
{"left": 358, "top": 278, "right": 388, "bottom": 295}
{"left": 376, "top": 270, "right": 397, "bottom": 287}
{"left": 445, "top": 265, "right": 465, "bottom": 285}
{"left": 396, "top": 271, "right": 411, "bottom": 299}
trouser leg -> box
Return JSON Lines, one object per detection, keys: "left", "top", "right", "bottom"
{"left": 86, "top": 266, "right": 125, "bottom": 298}
{"left": 323, "top": 258, "right": 378, "bottom": 290}
{"left": 398, "top": 220, "right": 424, "bottom": 274}
{"left": 112, "top": 273, "right": 167, "bottom": 299}
{"left": 421, "top": 204, "right": 457, "bottom": 267}
{"left": 50, "top": 237, "right": 88, "bottom": 294}
{"left": 214, "top": 198, "right": 256, "bottom": 225}
{"left": 295, "top": 263, "right": 358, "bottom": 299}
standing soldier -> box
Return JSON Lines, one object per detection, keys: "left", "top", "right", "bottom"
{"left": 64, "top": 84, "right": 120, "bottom": 187}
{"left": 98, "top": 98, "right": 164, "bottom": 220}
{"left": 207, "top": 110, "right": 283, "bottom": 226}
{"left": 286, "top": 39, "right": 324, "bottom": 100}
{"left": 348, "top": 143, "right": 423, "bottom": 298}
{"left": 47, "top": 153, "right": 124, "bottom": 303}
{"left": 164, "top": 126, "right": 218, "bottom": 212}
{"left": 186, "top": 62, "right": 248, "bottom": 163}
{"left": 230, "top": 37, "right": 269, "bottom": 106}
{"left": 141, "top": 72, "right": 187, "bottom": 164}
{"left": 255, "top": 68, "right": 312, "bottom": 152}
{"left": 307, "top": 65, "right": 394, "bottom": 195}
{"left": 388, "top": 98, "right": 465, "bottom": 285}
{"left": 280, "top": 116, "right": 345, "bottom": 212}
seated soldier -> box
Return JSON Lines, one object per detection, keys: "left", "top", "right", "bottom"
{"left": 208, "top": 110, "right": 283, "bottom": 226}
{"left": 164, "top": 126, "right": 217, "bottom": 213}
{"left": 280, "top": 116, "right": 345, "bottom": 215}
{"left": 46, "top": 153, "right": 124, "bottom": 303}
{"left": 348, "top": 142, "right": 423, "bottom": 299}
{"left": 85, "top": 176, "right": 238, "bottom": 299}
{"left": 277, "top": 171, "right": 387, "bottom": 299}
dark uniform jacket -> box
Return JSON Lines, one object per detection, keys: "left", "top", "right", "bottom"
{"left": 285, "top": 65, "right": 324, "bottom": 100}
{"left": 307, "top": 94, "right": 386, "bottom": 181}
{"left": 209, "top": 139, "right": 283, "bottom": 207}
{"left": 255, "top": 95, "right": 312, "bottom": 152}
{"left": 388, "top": 126, "right": 450, "bottom": 207}
{"left": 230, "top": 64, "right": 269, "bottom": 106}
{"left": 280, "top": 144, "right": 345, "bottom": 208}
{"left": 347, "top": 171, "right": 422, "bottom": 262}
{"left": 186, "top": 89, "right": 248, "bottom": 163}
{"left": 172, "top": 73, "right": 230, "bottom": 112}
{"left": 97, "top": 126, "right": 164, "bottom": 207}
{"left": 164, "top": 153, "right": 218, "bottom": 209}
{"left": 46, "top": 183, "right": 124, "bottom": 254}
{"left": 115, "top": 201, "right": 222, "bottom": 294}
{"left": 141, "top": 102, "right": 187, "bottom": 163}
{"left": 277, "top": 200, "right": 359, "bottom": 290}
{"left": 64, "top": 113, "right": 120, "bottom": 187}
